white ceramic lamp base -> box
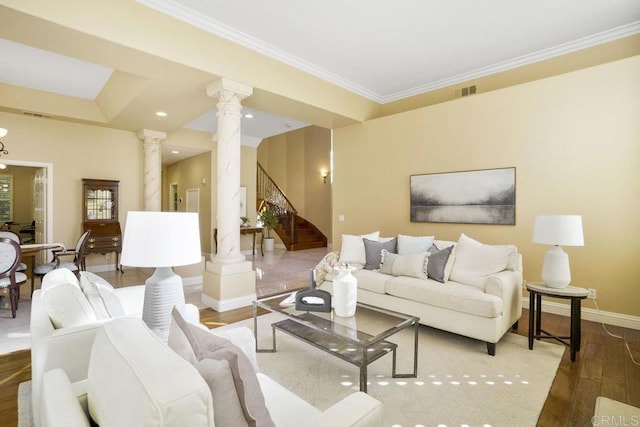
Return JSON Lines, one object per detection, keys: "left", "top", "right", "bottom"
{"left": 142, "top": 267, "right": 186, "bottom": 341}
{"left": 541, "top": 245, "right": 571, "bottom": 288}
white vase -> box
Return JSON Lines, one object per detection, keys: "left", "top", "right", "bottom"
{"left": 263, "top": 237, "right": 275, "bottom": 252}
{"left": 333, "top": 267, "right": 357, "bottom": 317}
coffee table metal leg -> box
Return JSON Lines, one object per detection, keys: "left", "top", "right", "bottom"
{"left": 254, "top": 306, "right": 277, "bottom": 353}
{"left": 392, "top": 319, "right": 419, "bottom": 378}
{"left": 360, "top": 348, "right": 368, "bottom": 393}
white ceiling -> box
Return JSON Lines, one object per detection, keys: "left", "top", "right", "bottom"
{"left": 1, "top": 1, "right": 639, "bottom": 163}
{"left": 142, "top": 0, "right": 640, "bottom": 102}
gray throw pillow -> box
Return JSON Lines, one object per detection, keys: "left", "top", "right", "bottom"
{"left": 363, "top": 237, "right": 397, "bottom": 270}
{"left": 427, "top": 245, "right": 454, "bottom": 283}
{"left": 170, "top": 308, "right": 275, "bottom": 427}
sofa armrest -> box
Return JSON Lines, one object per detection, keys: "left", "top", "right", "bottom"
{"left": 484, "top": 270, "right": 523, "bottom": 326}
{"left": 484, "top": 270, "right": 522, "bottom": 298}
{"left": 306, "top": 392, "right": 383, "bottom": 427}
{"left": 41, "top": 369, "right": 90, "bottom": 427}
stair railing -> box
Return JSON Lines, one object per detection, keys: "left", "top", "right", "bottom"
{"left": 257, "top": 162, "right": 297, "bottom": 242}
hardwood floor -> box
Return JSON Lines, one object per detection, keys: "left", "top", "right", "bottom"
{"left": 1, "top": 250, "right": 638, "bottom": 426}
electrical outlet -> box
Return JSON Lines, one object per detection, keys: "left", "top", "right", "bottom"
{"left": 588, "top": 288, "right": 596, "bottom": 299}
{"left": 105, "top": 253, "right": 110, "bottom": 261}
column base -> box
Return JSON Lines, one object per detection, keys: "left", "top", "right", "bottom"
{"left": 202, "top": 260, "right": 256, "bottom": 312}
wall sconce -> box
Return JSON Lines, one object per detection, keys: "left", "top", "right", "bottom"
{"left": 321, "top": 169, "right": 330, "bottom": 184}
{"left": 0, "top": 127, "right": 8, "bottom": 158}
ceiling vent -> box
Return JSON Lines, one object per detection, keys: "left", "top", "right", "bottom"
{"left": 457, "top": 85, "right": 477, "bottom": 98}
{"left": 23, "top": 111, "right": 53, "bottom": 119}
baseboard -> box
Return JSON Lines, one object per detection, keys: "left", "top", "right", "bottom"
{"left": 522, "top": 297, "right": 640, "bottom": 330}
{"left": 201, "top": 292, "right": 256, "bottom": 312}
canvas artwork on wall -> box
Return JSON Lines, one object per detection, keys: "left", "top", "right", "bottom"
{"left": 410, "top": 167, "right": 516, "bottom": 224}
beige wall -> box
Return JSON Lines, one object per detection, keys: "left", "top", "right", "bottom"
{"left": 258, "top": 126, "right": 332, "bottom": 242}
{"left": 0, "top": 112, "right": 261, "bottom": 264}
{"left": 0, "top": 111, "right": 142, "bottom": 267}
{"left": 332, "top": 55, "right": 640, "bottom": 317}
{"left": 164, "top": 151, "right": 212, "bottom": 253}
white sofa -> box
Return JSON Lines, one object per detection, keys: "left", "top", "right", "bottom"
{"left": 317, "top": 233, "right": 523, "bottom": 355}
{"left": 41, "top": 317, "right": 383, "bottom": 427}
{"left": 30, "top": 269, "right": 200, "bottom": 427}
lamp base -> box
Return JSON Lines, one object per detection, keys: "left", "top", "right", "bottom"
{"left": 142, "top": 267, "right": 186, "bottom": 341}
{"left": 541, "top": 245, "right": 571, "bottom": 288}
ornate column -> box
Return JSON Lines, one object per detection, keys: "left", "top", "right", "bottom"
{"left": 201, "top": 78, "right": 256, "bottom": 312}
{"left": 137, "top": 129, "right": 166, "bottom": 212}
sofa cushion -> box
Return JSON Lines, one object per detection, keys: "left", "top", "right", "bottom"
{"left": 397, "top": 234, "right": 435, "bottom": 255}
{"left": 363, "top": 237, "right": 397, "bottom": 270}
{"left": 170, "top": 308, "right": 274, "bottom": 427}
{"left": 449, "top": 234, "right": 517, "bottom": 288}
{"left": 80, "top": 272, "right": 125, "bottom": 319}
{"left": 385, "top": 276, "right": 502, "bottom": 318}
{"left": 354, "top": 269, "right": 391, "bottom": 294}
{"left": 426, "top": 245, "right": 454, "bottom": 283}
{"left": 338, "top": 231, "right": 379, "bottom": 267}
{"left": 88, "top": 318, "right": 214, "bottom": 426}
{"left": 42, "top": 283, "right": 97, "bottom": 328}
{"left": 380, "top": 251, "right": 428, "bottom": 280}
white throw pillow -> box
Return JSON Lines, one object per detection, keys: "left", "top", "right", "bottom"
{"left": 397, "top": 234, "right": 435, "bottom": 255}
{"left": 380, "top": 250, "right": 428, "bottom": 280}
{"left": 449, "top": 234, "right": 516, "bottom": 288}
{"left": 42, "top": 283, "right": 97, "bottom": 328}
{"left": 80, "top": 272, "right": 125, "bottom": 318}
{"left": 338, "top": 231, "right": 380, "bottom": 266}
{"left": 41, "top": 268, "right": 80, "bottom": 291}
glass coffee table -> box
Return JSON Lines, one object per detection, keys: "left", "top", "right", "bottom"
{"left": 253, "top": 292, "right": 419, "bottom": 392}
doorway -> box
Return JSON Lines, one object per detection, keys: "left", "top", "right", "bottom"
{"left": 0, "top": 160, "right": 54, "bottom": 247}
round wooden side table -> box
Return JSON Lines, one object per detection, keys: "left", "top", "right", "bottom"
{"left": 526, "top": 282, "right": 589, "bottom": 362}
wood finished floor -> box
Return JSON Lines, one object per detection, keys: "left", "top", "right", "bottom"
{"left": 1, "top": 250, "right": 638, "bottom": 426}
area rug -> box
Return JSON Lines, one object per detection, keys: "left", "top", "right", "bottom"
{"left": 225, "top": 313, "right": 565, "bottom": 427}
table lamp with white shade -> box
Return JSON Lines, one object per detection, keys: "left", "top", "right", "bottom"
{"left": 121, "top": 211, "right": 201, "bottom": 340}
{"left": 532, "top": 215, "right": 584, "bottom": 288}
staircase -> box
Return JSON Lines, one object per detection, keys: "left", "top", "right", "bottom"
{"left": 257, "top": 163, "right": 327, "bottom": 251}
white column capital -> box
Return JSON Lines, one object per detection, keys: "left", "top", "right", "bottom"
{"left": 137, "top": 129, "right": 167, "bottom": 143}
{"left": 206, "top": 78, "right": 253, "bottom": 101}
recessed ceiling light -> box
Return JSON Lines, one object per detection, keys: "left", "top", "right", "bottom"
{"left": 171, "top": 150, "right": 179, "bottom": 154}
{"left": 156, "top": 111, "right": 167, "bottom": 117}
{"left": 284, "top": 123, "right": 292, "bottom": 128}
{"left": 244, "top": 113, "right": 254, "bottom": 119}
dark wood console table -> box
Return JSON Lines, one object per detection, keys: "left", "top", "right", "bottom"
{"left": 214, "top": 226, "right": 264, "bottom": 256}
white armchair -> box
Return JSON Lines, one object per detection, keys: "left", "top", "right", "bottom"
{"left": 40, "top": 317, "right": 383, "bottom": 427}
{"left": 30, "top": 271, "right": 199, "bottom": 426}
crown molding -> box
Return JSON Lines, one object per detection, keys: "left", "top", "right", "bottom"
{"left": 137, "top": 1, "right": 640, "bottom": 105}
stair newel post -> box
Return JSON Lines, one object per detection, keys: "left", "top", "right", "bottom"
{"left": 290, "top": 212, "right": 297, "bottom": 245}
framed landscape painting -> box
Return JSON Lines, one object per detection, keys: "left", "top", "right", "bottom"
{"left": 410, "top": 167, "right": 516, "bottom": 224}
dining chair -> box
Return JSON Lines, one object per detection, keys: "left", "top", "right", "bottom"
{"left": 0, "top": 237, "right": 27, "bottom": 318}
{"left": 33, "top": 230, "right": 92, "bottom": 281}
{"left": 0, "top": 231, "right": 28, "bottom": 272}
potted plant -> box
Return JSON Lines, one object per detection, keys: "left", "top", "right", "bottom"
{"left": 259, "top": 207, "right": 278, "bottom": 252}
{"left": 240, "top": 216, "right": 250, "bottom": 227}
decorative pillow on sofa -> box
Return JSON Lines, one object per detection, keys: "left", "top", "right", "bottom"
{"left": 426, "top": 245, "right": 454, "bottom": 283}
{"left": 397, "top": 234, "right": 435, "bottom": 255}
{"left": 363, "top": 237, "right": 397, "bottom": 270}
{"left": 380, "top": 250, "right": 428, "bottom": 279}
{"left": 80, "top": 272, "right": 125, "bottom": 319}
{"left": 40, "top": 268, "right": 80, "bottom": 291}
{"left": 433, "top": 240, "right": 457, "bottom": 282}
{"left": 449, "top": 234, "right": 517, "bottom": 288}
{"left": 338, "top": 231, "right": 380, "bottom": 267}
{"left": 168, "top": 308, "right": 275, "bottom": 427}
{"left": 42, "top": 283, "right": 97, "bottom": 329}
